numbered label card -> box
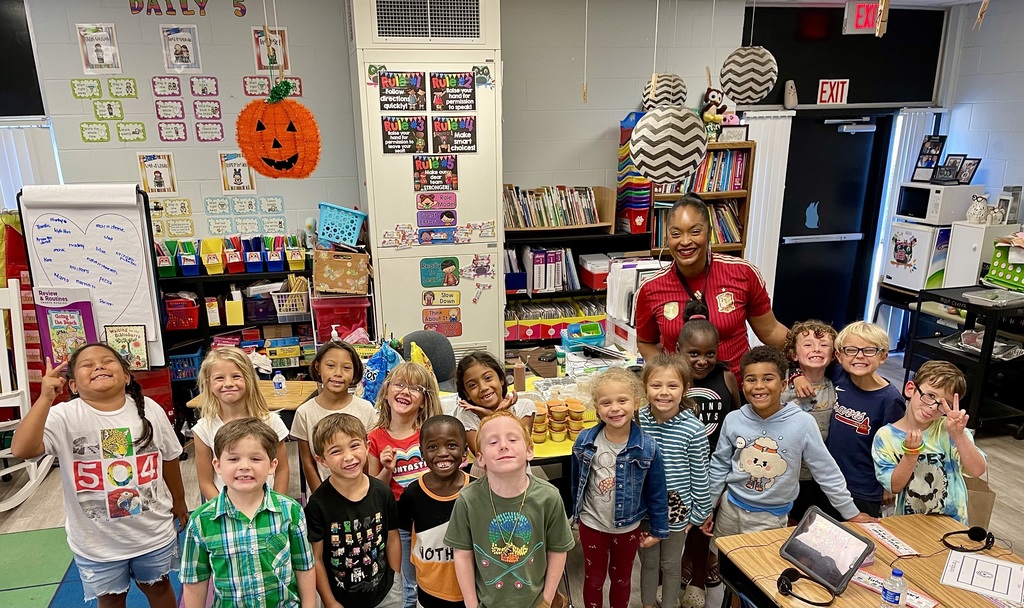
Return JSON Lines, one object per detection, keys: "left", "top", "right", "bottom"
{"left": 429, "top": 72, "right": 476, "bottom": 112}
{"left": 93, "top": 100, "right": 123, "bottom": 120}
{"left": 195, "top": 122, "right": 224, "bottom": 142}
{"left": 190, "top": 76, "right": 218, "bottom": 96}
{"left": 379, "top": 71, "right": 426, "bottom": 111}
{"left": 80, "top": 122, "right": 110, "bottom": 143}
{"left": 71, "top": 78, "right": 102, "bottom": 99}
{"left": 116, "top": 122, "right": 147, "bottom": 142}
{"left": 107, "top": 77, "right": 138, "bottom": 98}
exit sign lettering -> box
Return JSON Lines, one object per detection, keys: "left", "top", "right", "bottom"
{"left": 818, "top": 79, "right": 850, "bottom": 105}
{"left": 843, "top": 1, "right": 879, "bottom": 34}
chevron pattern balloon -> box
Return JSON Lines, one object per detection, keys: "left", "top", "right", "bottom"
{"left": 629, "top": 107, "right": 707, "bottom": 182}
{"left": 721, "top": 46, "right": 778, "bottom": 105}
{"left": 642, "top": 73, "right": 688, "bottom": 110}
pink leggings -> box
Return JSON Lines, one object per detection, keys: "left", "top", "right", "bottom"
{"left": 579, "top": 522, "right": 643, "bottom": 608}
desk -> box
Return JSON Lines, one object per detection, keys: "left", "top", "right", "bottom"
{"left": 716, "top": 514, "right": 1024, "bottom": 608}
{"left": 185, "top": 380, "right": 319, "bottom": 411}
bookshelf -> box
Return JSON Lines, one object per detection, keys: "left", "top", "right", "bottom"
{"left": 649, "top": 141, "right": 757, "bottom": 257}
{"left": 504, "top": 185, "right": 616, "bottom": 233}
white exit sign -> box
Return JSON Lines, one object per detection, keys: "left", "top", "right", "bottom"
{"left": 844, "top": 1, "right": 879, "bottom": 34}
{"left": 818, "top": 79, "right": 850, "bottom": 105}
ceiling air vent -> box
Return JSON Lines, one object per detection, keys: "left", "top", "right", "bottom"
{"left": 375, "top": 0, "right": 480, "bottom": 40}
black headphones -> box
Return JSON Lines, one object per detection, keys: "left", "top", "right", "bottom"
{"left": 777, "top": 568, "right": 836, "bottom": 606}
{"left": 942, "top": 526, "right": 995, "bottom": 552}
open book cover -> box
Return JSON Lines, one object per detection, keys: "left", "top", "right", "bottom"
{"left": 33, "top": 287, "right": 99, "bottom": 364}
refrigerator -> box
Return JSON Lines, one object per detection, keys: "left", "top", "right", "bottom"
{"left": 883, "top": 221, "right": 951, "bottom": 292}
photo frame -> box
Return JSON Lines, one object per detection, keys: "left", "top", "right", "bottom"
{"left": 718, "top": 124, "right": 749, "bottom": 143}
{"left": 995, "top": 194, "right": 1012, "bottom": 225}
{"left": 930, "top": 165, "right": 959, "bottom": 185}
{"left": 957, "top": 158, "right": 981, "bottom": 185}
{"left": 913, "top": 135, "right": 947, "bottom": 182}
{"left": 943, "top": 154, "right": 967, "bottom": 172}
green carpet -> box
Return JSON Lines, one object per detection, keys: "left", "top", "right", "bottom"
{"left": 0, "top": 527, "right": 71, "bottom": 592}
{"left": 0, "top": 585, "right": 60, "bottom": 608}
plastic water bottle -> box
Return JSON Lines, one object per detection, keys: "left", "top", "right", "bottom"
{"left": 273, "top": 371, "right": 286, "bottom": 397}
{"left": 880, "top": 568, "right": 908, "bottom": 607}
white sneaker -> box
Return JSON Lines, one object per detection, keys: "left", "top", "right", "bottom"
{"left": 679, "top": 584, "right": 706, "bottom": 608}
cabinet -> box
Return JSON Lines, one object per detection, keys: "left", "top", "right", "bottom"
{"left": 944, "top": 221, "right": 1018, "bottom": 288}
{"left": 904, "top": 287, "right": 1024, "bottom": 438}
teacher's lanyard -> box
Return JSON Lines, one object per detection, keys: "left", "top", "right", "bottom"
{"left": 674, "top": 255, "right": 711, "bottom": 303}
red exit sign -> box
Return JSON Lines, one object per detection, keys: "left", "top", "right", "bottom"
{"left": 843, "top": 1, "right": 879, "bottom": 34}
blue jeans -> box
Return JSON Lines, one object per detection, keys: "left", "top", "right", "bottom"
{"left": 400, "top": 528, "right": 416, "bottom": 608}
{"left": 72, "top": 539, "right": 179, "bottom": 601}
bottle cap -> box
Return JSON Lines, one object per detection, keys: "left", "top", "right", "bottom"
{"left": 892, "top": 568, "right": 903, "bottom": 577}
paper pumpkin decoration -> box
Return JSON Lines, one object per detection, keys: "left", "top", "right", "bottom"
{"left": 720, "top": 46, "right": 778, "bottom": 105}
{"left": 642, "top": 73, "right": 688, "bottom": 110}
{"left": 236, "top": 80, "right": 321, "bottom": 179}
{"left": 629, "top": 107, "right": 707, "bottom": 182}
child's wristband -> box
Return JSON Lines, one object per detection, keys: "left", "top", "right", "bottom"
{"left": 901, "top": 440, "right": 922, "bottom": 454}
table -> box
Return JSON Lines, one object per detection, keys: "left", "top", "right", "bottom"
{"left": 716, "top": 514, "right": 1024, "bottom": 607}
{"left": 186, "top": 379, "right": 319, "bottom": 410}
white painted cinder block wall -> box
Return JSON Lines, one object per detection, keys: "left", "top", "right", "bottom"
{"left": 945, "top": 0, "right": 1024, "bottom": 193}
{"left": 500, "top": 0, "right": 745, "bottom": 188}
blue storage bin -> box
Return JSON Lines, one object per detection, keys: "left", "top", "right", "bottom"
{"left": 168, "top": 349, "right": 202, "bottom": 382}
{"left": 266, "top": 249, "right": 285, "bottom": 272}
{"left": 318, "top": 202, "right": 368, "bottom": 247}
{"left": 244, "top": 251, "right": 265, "bottom": 273}
{"left": 178, "top": 253, "right": 200, "bottom": 276}
{"left": 561, "top": 322, "right": 606, "bottom": 351}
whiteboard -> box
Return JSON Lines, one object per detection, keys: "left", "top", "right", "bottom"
{"left": 20, "top": 184, "right": 165, "bottom": 367}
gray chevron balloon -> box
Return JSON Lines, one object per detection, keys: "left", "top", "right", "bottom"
{"left": 629, "top": 107, "right": 707, "bottom": 182}
{"left": 642, "top": 73, "right": 688, "bottom": 110}
{"left": 721, "top": 46, "right": 778, "bottom": 105}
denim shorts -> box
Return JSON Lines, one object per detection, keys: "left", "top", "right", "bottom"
{"left": 72, "top": 539, "right": 179, "bottom": 601}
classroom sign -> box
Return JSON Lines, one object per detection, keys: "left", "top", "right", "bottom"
{"left": 418, "top": 227, "right": 457, "bottom": 245}
{"left": 412, "top": 154, "right": 458, "bottom": 192}
{"left": 423, "top": 308, "right": 461, "bottom": 323}
{"left": 431, "top": 116, "right": 476, "bottom": 153}
{"left": 420, "top": 257, "right": 460, "bottom": 287}
{"left": 421, "top": 290, "right": 459, "bottom": 306}
{"left": 416, "top": 192, "right": 456, "bottom": 210}
{"left": 381, "top": 115, "right": 427, "bottom": 154}
{"left": 107, "top": 78, "right": 138, "bottom": 98}
{"left": 71, "top": 79, "right": 102, "bottom": 99}
{"left": 417, "top": 210, "right": 457, "bottom": 227}
{"left": 424, "top": 322, "right": 462, "bottom": 337}
{"left": 430, "top": 72, "right": 475, "bottom": 111}
{"left": 379, "top": 71, "right": 426, "bottom": 111}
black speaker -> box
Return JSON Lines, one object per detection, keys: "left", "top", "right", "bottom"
{"left": 777, "top": 567, "right": 836, "bottom": 606}
{"left": 942, "top": 526, "right": 995, "bottom": 552}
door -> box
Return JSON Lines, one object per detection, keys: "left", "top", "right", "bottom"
{"left": 773, "top": 115, "right": 887, "bottom": 327}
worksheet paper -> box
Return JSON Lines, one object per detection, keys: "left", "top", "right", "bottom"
{"left": 941, "top": 551, "right": 1024, "bottom": 604}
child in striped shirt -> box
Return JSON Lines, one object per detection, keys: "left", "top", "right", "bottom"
{"left": 639, "top": 355, "right": 712, "bottom": 608}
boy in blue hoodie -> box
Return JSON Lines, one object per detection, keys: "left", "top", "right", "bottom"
{"left": 701, "top": 346, "right": 875, "bottom": 541}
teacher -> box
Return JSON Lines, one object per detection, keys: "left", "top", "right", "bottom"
{"left": 633, "top": 194, "right": 788, "bottom": 374}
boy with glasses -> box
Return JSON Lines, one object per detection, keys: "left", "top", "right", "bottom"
{"left": 872, "top": 361, "right": 986, "bottom": 523}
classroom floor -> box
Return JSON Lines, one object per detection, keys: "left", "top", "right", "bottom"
{"left": 1, "top": 356, "right": 1020, "bottom": 607}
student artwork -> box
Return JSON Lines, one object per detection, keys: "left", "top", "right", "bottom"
{"left": 107, "top": 78, "right": 138, "bottom": 98}
{"left": 629, "top": 107, "right": 707, "bottom": 182}
{"left": 412, "top": 154, "right": 458, "bottom": 192}
{"left": 158, "top": 122, "right": 188, "bottom": 142}
{"left": 236, "top": 80, "right": 321, "bottom": 179}
{"left": 138, "top": 153, "right": 178, "bottom": 195}
{"left": 219, "top": 152, "right": 257, "bottom": 194}
{"left": 381, "top": 115, "right": 427, "bottom": 154}
{"left": 152, "top": 76, "right": 181, "bottom": 96}
{"left": 243, "top": 75, "right": 272, "bottom": 96}
{"left": 33, "top": 288, "right": 99, "bottom": 364}
{"left": 76, "top": 24, "right": 121, "bottom": 74}
{"left": 642, "top": 73, "right": 688, "bottom": 110}
{"left": 195, "top": 122, "right": 224, "bottom": 142}
{"left": 416, "top": 192, "right": 456, "bottom": 209}
{"left": 80, "top": 122, "right": 110, "bottom": 143}
{"left": 472, "top": 65, "right": 495, "bottom": 88}
{"left": 720, "top": 47, "right": 778, "bottom": 105}
{"left": 378, "top": 71, "right": 426, "bottom": 111}
{"left": 103, "top": 325, "right": 148, "bottom": 371}
{"left": 190, "top": 76, "right": 218, "bottom": 96}
{"left": 194, "top": 100, "right": 222, "bottom": 120}
{"left": 204, "top": 196, "right": 230, "bottom": 215}
{"left": 160, "top": 24, "right": 202, "bottom": 74}
{"left": 94, "top": 100, "right": 123, "bottom": 121}
{"left": 71, "top": 78, "right": 102, "bottom": 99}
{"left": 913, "top": 135, "right": 947, "bottom": 182}
{"left": 207, "top": 217, "right": 233, "bottom": 235}
{"left": 166, "top": 218, "right": 195, "bottom": 238}
{"left": 431, "top": 116, "right": 476, "bottom": 154}
{"left": 420, "top": 257, "right": 460, "bottom": 288}
{"left": 889, "top": 231, "right": 919, "bottom": 270}
{"left": 430, "top": 72, "right": 476, "bottom": 111}
{"left": 117, "top": 122, "right": 147, "bottom": 143}
{"left": 155, "top": 99, "right": 185, "bottom": 120}
{"left": 251, "top": 27, "right": 290, "bottom": 74}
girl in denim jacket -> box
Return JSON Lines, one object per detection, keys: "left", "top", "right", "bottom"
{"left": 571, "top": 368, "right": 669, "bottom": 608}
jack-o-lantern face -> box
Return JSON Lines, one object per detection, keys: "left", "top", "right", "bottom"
{"left": 236, "top": 80, "right": 321, "bottom": 179}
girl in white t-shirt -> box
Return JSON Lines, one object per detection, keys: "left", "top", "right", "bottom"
{"left": 455, "top": 351, "right": 535, "bottom": 466}
{"left": 12, "top": 345, "right": 187, "bottom": 606}
{"left": 192, "top": 347, "right": 290, "bottom": 501}
{"left": 290, "top": 340, "right": 376, "bottom": 493}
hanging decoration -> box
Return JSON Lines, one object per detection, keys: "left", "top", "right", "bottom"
{"left": 642, "top": 74, "right": 688, "bottom": 110}
{"left": 875, "top": 0, "right": 890, "bottom": 37}
{"left": 719, "top": 0, "right": 778, "bottom": 105}
{"left": 700, "top": 67, "right": 730, "bottom": 142}
{"left": 629, "top": 106, "right": 707, "bottom": 182}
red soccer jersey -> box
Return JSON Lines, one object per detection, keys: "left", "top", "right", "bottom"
{"left": 633, "top": 253, "right": 772, "bottom": 375}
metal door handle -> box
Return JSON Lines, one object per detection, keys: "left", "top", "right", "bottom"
{"left": 781, "top": 233, "right": 864, "bottom": 244}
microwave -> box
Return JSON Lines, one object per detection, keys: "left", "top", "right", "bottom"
{"left": 894, "top": 182, "right": 985, "bottom": 226}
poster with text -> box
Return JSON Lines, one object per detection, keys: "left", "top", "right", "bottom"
{"left": 431, "top": 116, "right": 476, "bottom": 153}
{"left": 379, "top": 71, "right": 426, "bottom": 111}
{"left": 160, "top": 24, "right": 202, "bottom": 74}
{"left": 138, "top": 153, "right": 178, "bottom": 195}
{"left": 430, "top": 72, "right": 476, "bottom": 111}
{"left": 413, "top": 155, "right": 458, "bottom": 192}
{"left": 381, "top": 115, "right": 427, "bottom": 154}
{"left": 251, "top": 27, "right": 290, "bottom": 74}
{"left": 76, "top": 24, "right": 121, "bottom": 75}
{"left": 219, "top": 151, "right": 257, "bottom": 194}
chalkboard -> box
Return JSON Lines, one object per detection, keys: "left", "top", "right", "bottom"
{"left": 0, "top": 0, "right": 44, "bottom": 117}
{"left": 19, "top": 184, "right": 166, "bottom": 367}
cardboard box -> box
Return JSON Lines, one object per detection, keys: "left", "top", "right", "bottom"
{"left": 579, "top": 267, "right": 609, "bottom": 290}
{"left": 313, "top": 250, "right": 371, "bottom": 294}
{"left": 504, "top": 318, "right": 520, "bottom": 342}
{"left": 262, "top": 324, "right": 293, "bottom": 339}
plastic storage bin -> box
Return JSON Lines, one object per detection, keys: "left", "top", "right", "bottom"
{"left": 318, "top": 202, "right": 368, "bottom": 247}
{"left": 156, "top": 255, "right": 177, "bottom": 278}
{"left": 271, "top": 290, "right": 311, "bottom": 323}
{"left": 168, "top": 349, "right": 202, "bottom": 382}
{"left": 245, "top": 297, "right": 277, "bottom": 323}
{"left": 266, "top": 249, "right": 285, "bottom": 272}
{"left": 311, "top": 295, "right": 371, "bottom": 343}
{"left": 178, "top": 253, "right": 200, "bottom": 276}
{"left": 165, "top": 300, "right": 200, "bottom": 331}
{"left": 245, "top": 251, "right": 265, "bottom": 273}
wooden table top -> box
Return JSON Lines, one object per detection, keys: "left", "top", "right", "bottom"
{"left": 186, "top": 380, "right": 319, "bottom": 411}
{"left": 715, "top": 514, "right": 1022, "bottom": 607}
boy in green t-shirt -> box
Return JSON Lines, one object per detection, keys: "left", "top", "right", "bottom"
{"left": 445, "top": 411, "right": 574, "bottom": 608}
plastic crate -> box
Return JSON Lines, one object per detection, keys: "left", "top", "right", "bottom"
{"left": 318, "top": 202, "right": 368, "bottom": 247}
{"left": 165, "top": 302, "right": 200, "bottom": 331}
{"left": 311, "top": 295, "right": 371, "bottom": 343}
{"left": 984, "top": 245, "right": 1024, "bottom": 292}
{"left": 168, "top": 349, "right": 202, "bottom": 382}
{"left": 271, "top": 291, "right": 310, "bottom": 323}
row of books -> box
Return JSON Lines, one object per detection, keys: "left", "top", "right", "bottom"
{"left": 505, "top": 247, "right": 582, "bottom": 293}
{"left": 652, "top": 149, "right": 749, "bottom": 194}
{"left": 651, "top": 199, "right": 744, "bottom": 247}
{"left": 503, "top": 185, "right": 600, "bottom": 229}
{"left": 505, "top": 297, "right": 606, "bottom": 322}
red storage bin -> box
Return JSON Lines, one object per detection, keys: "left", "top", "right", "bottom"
{"left": 165, "top": 300, "right": 200, "bottom": 331}
{"left": 134, "top": 368, "right": 174, "bottom": 424}
{"left": 312, "top": 296, "right": 371, "bottom": 343}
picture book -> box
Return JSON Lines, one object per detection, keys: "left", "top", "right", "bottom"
{"left": 104, "top": 325, "right": 149, "bottom": 370}
{"left": 33, "top": 287, "right": 99, "bottom": 364}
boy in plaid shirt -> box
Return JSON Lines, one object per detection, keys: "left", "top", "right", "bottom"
{"left": 181, "top": 418, "right": 315, "bottom": 607}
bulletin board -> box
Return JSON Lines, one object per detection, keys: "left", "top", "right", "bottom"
{"left": 18, "top": 184, "right": 165, "bottom": 367}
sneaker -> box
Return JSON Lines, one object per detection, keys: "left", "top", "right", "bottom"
{"left": 679, "top": 584, "right": 705, "bottom": 608}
